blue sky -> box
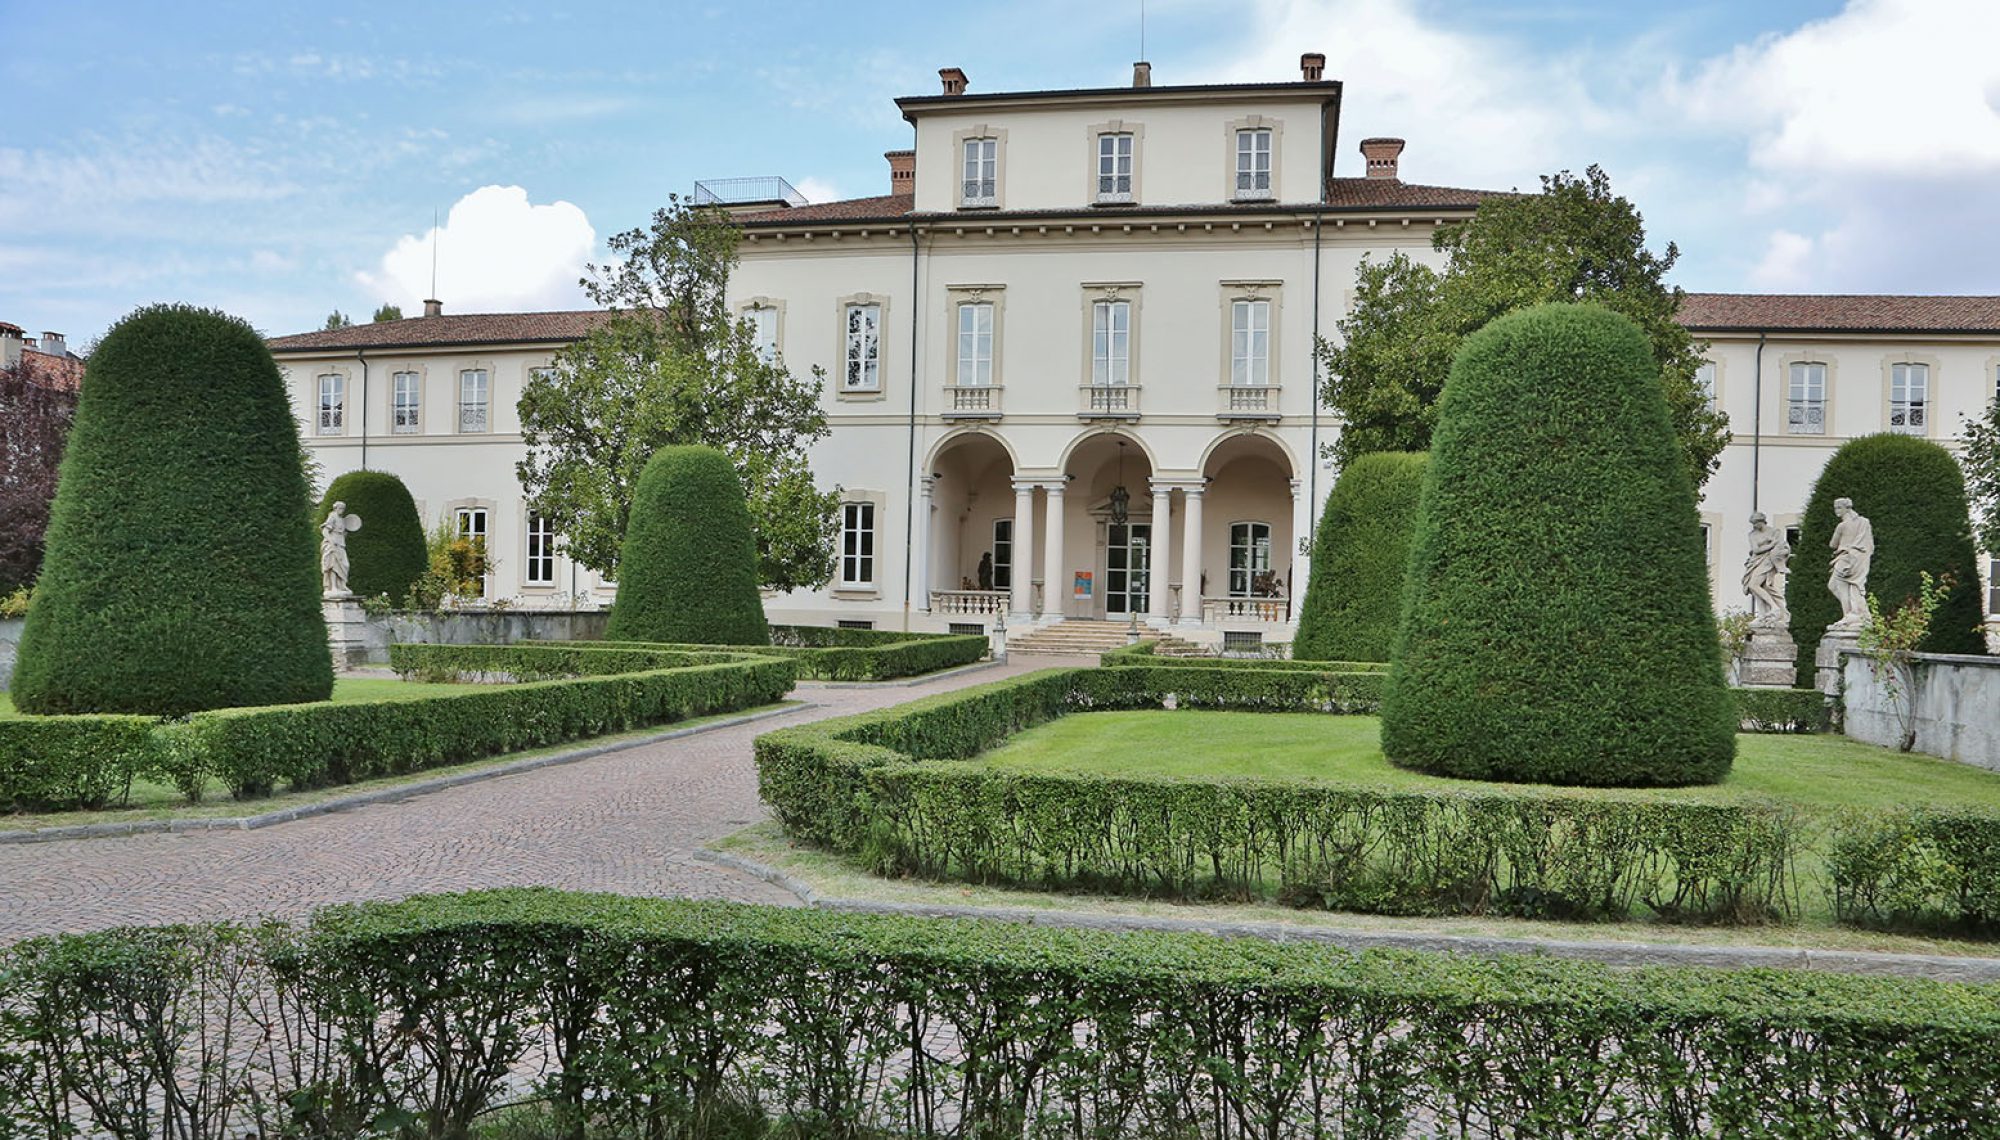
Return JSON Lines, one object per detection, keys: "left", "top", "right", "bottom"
{"left": 5, "top": 0, "right": 1997, "bottom": 348}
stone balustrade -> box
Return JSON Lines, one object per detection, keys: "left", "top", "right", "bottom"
{"left": 931, "top": 589, "right": 1009, "bottom": 616}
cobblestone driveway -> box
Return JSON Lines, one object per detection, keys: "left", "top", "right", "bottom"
{"left": 0, "top": 659, "right": 1077, "bottom": 940}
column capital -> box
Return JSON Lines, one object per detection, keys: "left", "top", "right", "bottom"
{"left": 1149, "top": 477, "right": 1207, "bottom": 495}
{"left": 1042, "top": 480, "right": 1068, "bottom": 498}
{"left": 1011, "top": 478, "right": 1041, "bottom": 496}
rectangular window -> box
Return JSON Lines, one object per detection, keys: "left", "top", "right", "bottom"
{"left": 316, "top": 374, "right": 343, "bottom": 435}
{"left": 1694, "top": 361, "right": 1718, "bottom": 411}
{"left": 1235, "top": 129, "right": 1273, "bottom": 198}
{"left": 1990, "top": 557, "right": 2000, "bottom": 615}
{"left": 992, "top": 518, "right": 1013, "bottom": 591}
{"left": 957, "top": 302, "right": 993, "bottom": 386}
{"left": 747, "top": 307, "right": 778, "bottom": 363}
{"left": 525, "top": 511, "right": 556, "bottom": 586}
{"left": 392, "top": 371, "right": 420, "bottom": 433}
{"left": 840, "top": 502, "right": 876, "bottom": 586}
{"left": 837, "top": 619, "right": 874, "bottom": 630}
{"left": 1231, "top": 300, "right": 1270, "bottom": 387}
{"left": 1788, "top": 362, "right": 1826, "bottom": 435}
{"left": 454, "top": 506, "right": 489, "bottom": 599}
{"left": 1096, "top": 133, "right": 1133, "bottom": 202}
{"left": 843, "top": 304, "right": 881, "bottom": 391}
{"left": 1091, "top": 300, "right": 1130, "bottom": 386}
{"left": 961, "top": 138, "right": 996, "bottom": 206}
{"left": 1891, "top": 362, "right": 1928, "bottom": 434}
{"left": 1228, "top": 521, "right": 1273, "bottom": 597}
{"left": 458, "top": 369, "right": 489, "bottom": 433}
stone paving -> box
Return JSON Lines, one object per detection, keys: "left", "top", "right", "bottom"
{"left": 0, "top": 657, "right": 1084, "bottom": 941}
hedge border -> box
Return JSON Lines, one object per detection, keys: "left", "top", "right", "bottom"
{"left": 1102, "top": 640, "right": 1389, "bottom": 672}
{"left": 541, "top": 629, "right": 989, "bottom": 681}
{"left": 1733, "top": 687, "right": 1835, "bottom": 734}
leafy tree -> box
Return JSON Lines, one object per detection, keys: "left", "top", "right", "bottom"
{"left": 1319, "top": 166, "right": 1731, "bottom": 490}
{"left": 1292, "top": 451, "right": 1427, "bottom": 662}
{"left": 1957, "top": 398, "right": 2000, "bottom": 556}
{"left": 323, "top": 310, "right": 353, "bottom": 330}
{"left": 314, "top": 470, "right": 427, "bottom": 603}
{"left": 606, "top": 445, "right": 768, "bottom": 644}
{"left": 372, "top": 303, "right": 404, "bottom": 322}
{"left": 0, "top": 362, "right": 78, "bottom": 591}
{"left": 13, "top": 305, "right": 332, "bottom": 714}
{"left": 518, "top": 195, "right": 837, "bottom": 591}
{"left": 1381, "top": 303, "right": 1735, "bottom": 788}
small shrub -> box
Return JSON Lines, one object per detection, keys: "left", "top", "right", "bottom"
{"left": 314, "top": 470, "right": 427, "bottom": 603}
{"left": 1731, "top": 688, "right": 1833, "bottom": 733}
{"left": 1292, "top": 451, "right": 1428, "bottom": 662}
{"left": 1829, "top": 807, "right": 2000, "bottom": 933}
{"left": 0, "top": 584, "right": 29, "bottom": 619}
{"left": 607, "top": 446, "right": 768, "bottom": 645}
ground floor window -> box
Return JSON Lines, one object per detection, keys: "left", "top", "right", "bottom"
{"left": 525, "top": 511, "right": 556, "bottom": 586}
{"left": 841, "top": 502, "right": 876, "bottom": 586}
{"left": 992, "top": 518, "right": 1013, "bottom": 591}
{"left": 1228, "top": 521, "right": 1273, "bottom": 596}
{"left": 452, "top": 507, "right": 489, "bottom": 599}
{"left": 1990, "top": 557, "right": 2000, "bottom": 616}
{"left": 1106, "top": 522, "right": 1151, "bottom": 615}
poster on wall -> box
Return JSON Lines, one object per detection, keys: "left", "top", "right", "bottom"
{"left": 1073, "top": 571, "right": 1093, "bottom": 599}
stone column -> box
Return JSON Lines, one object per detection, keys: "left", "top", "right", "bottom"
{"left": 914, "top": 476, "right": 934, "bottom": 610}
{"left": 1180, "top": 485, "right": 1205, "bottom": 627}
{"left": 1041, "top": 481, "right": 1066, "bottom": 622}
{"left": 1011, "top": 480, "right": 1037, "bottom": 620}
{"left": 1289, "top": 477, "right": 1309, "bottom": 621}
{"left": 1149, "top": 481, "right": 1174, "bottom": 623}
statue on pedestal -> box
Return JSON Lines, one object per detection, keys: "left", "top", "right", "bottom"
{"left": 1742, "top": 512, "right": 1791, "bottom": 624}
{"left": 1826, "top": 497, "right": 1874, "bottom": 629}
{"left": 320, "top": 502, "right": 364, "bottom": 597}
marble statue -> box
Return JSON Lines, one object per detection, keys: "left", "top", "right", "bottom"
{"left": 1827, "top": 497, "right": 1874, "bottom": 628}
{"left": 1742, "top": 512, "right": 1791, "bottom": 623}
{"left": 321, "top": 501, "right": 363, "bottom": 597}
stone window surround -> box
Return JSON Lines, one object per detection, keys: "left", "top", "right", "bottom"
{"left": 446, "top": 496, "right": 499, "bottom": 596}
{"left": 1880, "top": 351, "right": 1940, "bottom": 438}
{"left": 1777, "top": 350, "right": 1834, "bottom": 437}
{"left": 834, "top": 490, "right": 887, "bottom": 598}
{"left": 1224, "top": 115, "right": 1284, "bottom": 202}
{"left": 951, "top": 125, "right": 1008, "bottom": 210}
{"left": 1699, "top": 510, "right": 1724, "bottom": 584}
{"left": 739, "top": 295, "right": 787, "bottom": 361}
{"left": 456, "top": 359, "right": 499, "bottom": 435}
{"left": 947, "top": 284, "right": 1005, "bottom": 389}
{"left": 1219, "top": 280, "right": 1283, "bottom": 389}
{"left": 1085, "top": 119, "right": 1145, "bottom": 206}
{"left": 834, "top": 293, "right": 890, "bottom": 402}
{"left": 315, "top": 369, "right": 348, "bottom": 436}
{"left": 1694, "top": 356, "right": 1722, "bottom": 413}
{"left": 519, "top": 502, "right": 558, "bottom": 590}
{"left": 389, "top": 365, "right": 427, "bottom": 435}
{"left": 1080, "top": 282, "right": 1143, "bottom": 388}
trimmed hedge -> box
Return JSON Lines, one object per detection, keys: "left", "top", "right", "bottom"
{"left": 314, "top": 469, "right": 427, "bottom": 603}
{"left": 1733, "top": 687, "right": 1835, "bottom": 734}
{"left": 1787, "top": 433, "right": 1988, "bottom": 679}
{"left": 554, "top": 629, "right": 989, "bottom": 681}
{"left": 1384, "top": 304, "right": 1736, "bottom": 787}
{"left": 12, "top": 305, "right": 332, "bottom": 715}
{"left": 607, "top": 445, "right": 769, "bottom": 645}
{"left": 387, "top": 642, "right": 738, "bottom": 682}
{"left": 11, "top": 890, "right": 1997, "bottom": 1139}
{"left": 755, "top": 668, "right": 1797, "bottom": 924}
{"left": 1293, "top": 451, "right": 1429, "bottom": 662}
{"left": 1102, "top": 640, "right": 1389, "bottom": 673}
{"left": 1830, "top": 807, "right": 2000, "bottom": 934}
{"left": 0, "top": 654, "right": 794, "bottom": 807}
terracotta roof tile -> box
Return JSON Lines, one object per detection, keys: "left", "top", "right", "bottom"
{"left": 1321, "top": 178, "right": 1503, "bottom": 209}
{"left": 267, "top": 310, "right": 613, "bottom": 352}
{"left": 1679, "top": 293, "right": 2000, "bottom": 334}
{"left": 741, "top": 194, "right": 914, "bottom": 224}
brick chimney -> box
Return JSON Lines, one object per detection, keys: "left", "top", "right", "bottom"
{"left": 39, "top": 331, "right": 66, "bottom": 358}
{"left": 1300, "top": 52, "right": 1326, "bottom": 81}
{"left": 1132, "top": 61, "right": 1152, "bottom": 88}
{"left": 1360, "top": 137, "right": 1405, "bottom": 180}
{"left": 886, "top": 149, "right": 915, "bottom": 194}
{"left": 423, "top": 299, "right": 443, "bottom": 318}
{"left": 939, "top": 67, "right": 968, "bottom": 96}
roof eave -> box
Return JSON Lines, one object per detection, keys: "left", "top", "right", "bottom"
{"left": 896, "top": 80, "right": 1342, "bottom": 123}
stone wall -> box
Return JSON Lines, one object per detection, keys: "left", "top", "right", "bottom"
{"left": 0, "top": 618, "right": 20, "bottom": 691}
{"left": 354, "top": 610, "right": 612, "bottom": 665}
{"left": 1842, "top": 650, "right": 2000, "bottom": 772}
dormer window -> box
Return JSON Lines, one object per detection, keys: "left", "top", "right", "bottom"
{"left": 1236, "top": 129, "right": 1273, "bottom": 199}
{"left": 1097, "top": 133, "right": 1134, "bottom": 203}
{"left": 962, "top": 137, "right": 996, "bottom": 207}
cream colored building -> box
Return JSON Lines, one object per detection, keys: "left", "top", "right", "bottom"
{"left": 271, "top": 59, "right": 2000, "bottom": 645}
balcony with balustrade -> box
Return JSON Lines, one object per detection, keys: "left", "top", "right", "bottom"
{"left": 1078, "top": 384, "right": 1141, "bottom": 420}
{"left": 1217, "top": 384, "right": 1280, "bottom": 421}
{"left": 940, "top": 384, "right": 1003, "bottom": 420}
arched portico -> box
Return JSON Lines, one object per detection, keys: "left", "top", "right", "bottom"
{"left": 1193, "top": 432, "right": 1300, "bottom": 628}
{"left": 925, "top": 431, "right": 1016, "bottom": 618}
{"left": 1050, "top": 432, "right": 1159, "bottom": 621}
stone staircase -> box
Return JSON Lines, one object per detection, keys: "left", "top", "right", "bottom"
{"left": 1005, "top": 620, "right": 1209, "bottom": 659}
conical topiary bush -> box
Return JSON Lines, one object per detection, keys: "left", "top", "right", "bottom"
{"left": 1293, "top": 451, "right": 1428, "bottom": 663}
{"left": 11, "top": 304, "right": 333, "bottom": 715}
{"left": 1381, "top": 303, "right": 1735, "bottom": 787}
{"left": 315, "top": 470, "right": 427, "bottom": 605}
{"left": 605, "top": 445, "right": 769, "bottom": 645}
{"left": 1786, "top": 433, "right": 1987, "bottom": 678}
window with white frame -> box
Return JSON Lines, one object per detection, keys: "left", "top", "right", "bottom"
{"left": 747, "top": 306, "right": 779, "bottom": 362}
{"left": 454, "top": 506, "right": 489, "bottom": 598}
{"left": 1694, "top": 361, "right": 1718, "bottom": 412}
{"left": 1228, "top": 522, "right": 1273, "bottom": 597}
{"left": 1787, "top": 362, "right": 1826, "bottom": 435}
{"left": 840, "top": 502, "right": 876, "bottom": 586}
{"left": 1091, "top": 300, "right": 1130, "bottom": 386}
{"left": 992, "top": 518, "right": 1013, "bottom": 591}
{"left": 957, "top": 302, "right": 993, "bottom": 386}
{"left": 843, "top": 304, "right": 881, "bottom": 391}
{"left": 1231, "top": 300, "right": 1270, "bottom": 386}
{"left": 1890, "top": 362, "right": 1929, "bottom": 434}
{"left": 391, "top": 371, "right": 420, "bottom": 433}
{"left": 961, "top": 137, "right": 996, "bottom": 206}
{"left": 1096, "top": 133, "right": 1133, "bottom": 202}
{"left": 458, "top": 369, "right": 490, "bottom": 433}
{"left": 316, "top": 374, "right": 343, "bottom": 435}
{"left": 524, "top": 511, "right": 556, "bottom": 586}
{"left": 1235, "top": 129, "right": 1273, "bottom": 199}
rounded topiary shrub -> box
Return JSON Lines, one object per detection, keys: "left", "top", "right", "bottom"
{"left": 315, "top": 470, "right": 427, "bottom": 604}
{"left": 1787, "top": 433, "right": 1987, "bottom": 677}
{"left": 1293, "top": 451, "right": 1428, "bottom": 663}
{"left": 11, "top": 305, "right": 333, "bottom": 715}
{"left": 1381, "top": 303, "right": 1735, "bottom": 787}
{"left": 606, "top": 445, "right": 769, "bottom": 645}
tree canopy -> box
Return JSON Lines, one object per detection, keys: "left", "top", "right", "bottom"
{"left": 1957, "top": 397, "right": 2000, "bottom": 557}
{"left": 518, "top": 195, "right": 837, "bottom": 592}
{"left": 322, "top": 310, "right": 353, "bottom": 330}
{"left": 372, "top": 303, "right": 404, "bottom": 323}
{"left": 1318, "top": 166, "right": 1731, "bottom": 490}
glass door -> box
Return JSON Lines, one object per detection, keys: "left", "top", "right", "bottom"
{"left": 1105, "top": 523, "right": 1151, "bottom": 615}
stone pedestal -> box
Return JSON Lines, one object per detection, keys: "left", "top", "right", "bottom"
{"left": 322, "top": 596, "right": 369, "bottom": 672}
{"left": 1816, "top": 626, "right": 1861, "bottom": 696}
{"left": 1738, "top": 622, "right": 1799, "bottom": 688}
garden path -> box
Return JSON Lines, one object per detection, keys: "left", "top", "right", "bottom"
{"left": 0, "top": 656, "right": 1083, "bottom": 940}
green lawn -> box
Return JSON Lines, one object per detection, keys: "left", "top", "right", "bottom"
{"left": 0, "top": 676, "right": 488, "bottom": 719}
{"left": 978, "top": 711, "right": 2000, "bottom": 811}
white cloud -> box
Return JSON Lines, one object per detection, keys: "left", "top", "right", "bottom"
{"left": 793, "top": 176, "right": 843, "bottom": 204}
{"left": 1749, "top": 230, "right": 1816, "bottom": 290}
{"left": 356, "top": 186, "right": 596, "bottom": 313}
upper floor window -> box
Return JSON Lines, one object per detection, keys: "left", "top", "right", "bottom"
{"left": 961, "top": 138, "right": 996, "bottom": 207}
{"left": 1231, "top": 300, "right": 1270, "bottom": 387}
{"left": 957, "top": 301, "right": 994, "bottom": 386}
{"left": 1694, "top": 361, "right": 1718, "bottom": 412}
{"left": 316, "top": 374, "right": 343, "bottom": 435}
{"left": 840, "top": 501, "right": 876, "bottom": 586}
{"left": 525, "top": 511, "right": 556, "bottom": 586}
{"left": 1890, "top": 362, "right": 1928, "bottom": 434}
{"left": 1787, "top": 362, "right": 1826, "bottom": 435}
{"left": 459, "top": 369, "right": 489, "bottom": 433}
{"left": 844, "top": 304, "right": 881, "bottom": 391}
{"left": 1236, "top": 129, "right": 1273, "bottom": 199}
{"left": 1092, "top": 300, "right": 1131, "bottom": 386}
{"left": 745, "top": 306, "right": 779, "bottom": 362}
{"left": 392, "top": 371, "right": 420, "bottom": 433}
{"left": 1096, "top": 133, "right": 1134, "bottom": 203}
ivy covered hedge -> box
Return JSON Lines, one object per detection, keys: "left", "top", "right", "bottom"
{"left": 0, "top": 654, "right": 793, "bottom": 809}
{"left": 556, "top": 627, "right": 988, "bottom": 681}
{"left": 1830, "top": 807, "right": 2000, "bottom": 934}
{"left": 8, "top": 890, "right": 1997, "bottom": 1140}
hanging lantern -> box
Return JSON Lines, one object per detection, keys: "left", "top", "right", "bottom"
{"left": 1110, "top": 440, "right": 1130, "bottom": 525}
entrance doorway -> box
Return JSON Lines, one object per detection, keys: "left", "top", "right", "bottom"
{"left": 1105, "top": 522, "right": 1151, "bottom": 615}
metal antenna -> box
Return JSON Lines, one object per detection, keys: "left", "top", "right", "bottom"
{"left": 1140, "top": 0, "right": 1146, "bottom": 61}
{"left": 430, "top": 208, "right": 439, "bottom": 298}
